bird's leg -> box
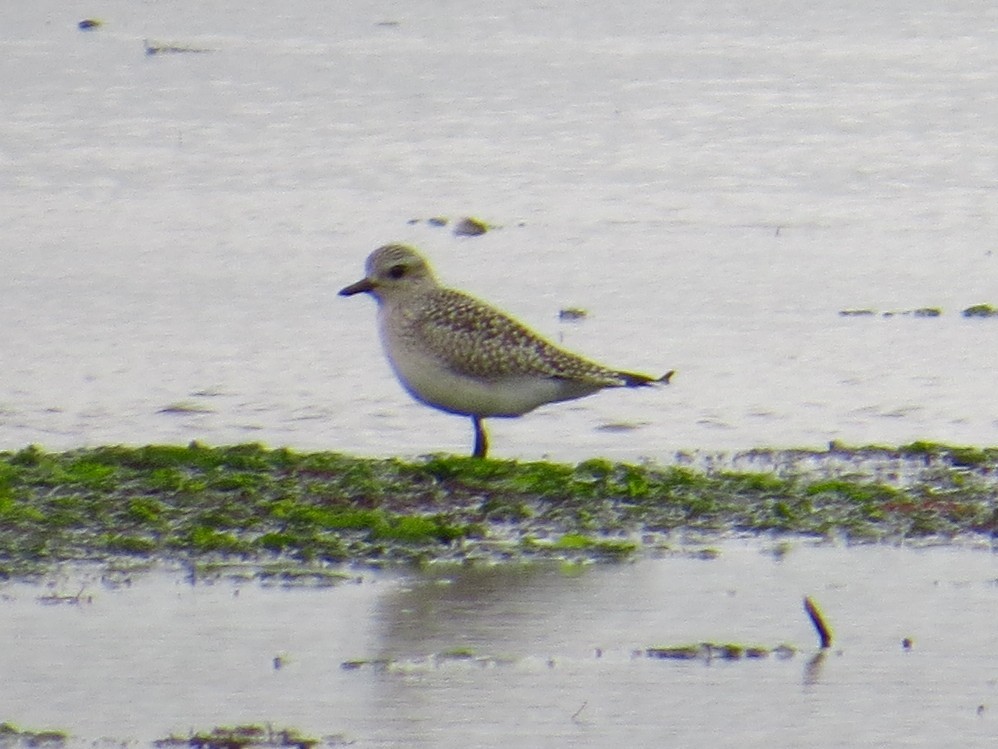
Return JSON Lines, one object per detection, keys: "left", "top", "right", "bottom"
{"left": 471, "top": 416, "right": 488, "bottom": 459}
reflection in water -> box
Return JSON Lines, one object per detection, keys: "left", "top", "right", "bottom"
{"left": 372, "top": 565, "right": 597, "bottom": 658}
{"left": 355, "top": 544, "right": 998, "bottom": 748}
{"left": 1, "top": 544, "right": 996, "bottom": 748}
{"left": 803, "top": 650, "right": 829, "bottom": 687}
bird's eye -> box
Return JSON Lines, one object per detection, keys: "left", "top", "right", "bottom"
{"left": 387, "top": 264, "right": 407, "bottom": 279}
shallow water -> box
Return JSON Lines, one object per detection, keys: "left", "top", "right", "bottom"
{"left": 1, "top": 542, "right": 996, "bottom": 747}
{"left": 3, "top": 4, "right": 998, "bottom": 745}
{"left": 2, "top": 0, "right": 998, "bottom": 461}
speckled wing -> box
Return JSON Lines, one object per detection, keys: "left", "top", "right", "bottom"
{"left": 411, "top": 288, "right": 642, "bottom": 386}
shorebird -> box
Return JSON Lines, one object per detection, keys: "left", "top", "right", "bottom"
{"left": 339, "top": 244, "right": 673, "bottom": 458}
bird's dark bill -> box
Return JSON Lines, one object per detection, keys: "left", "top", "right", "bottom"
{"left": 339, "top": 278, "right": 375, "bottom": 296}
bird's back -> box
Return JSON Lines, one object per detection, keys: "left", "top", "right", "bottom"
{"left": 386, "top": 287, "right": 637, "bottom": 388}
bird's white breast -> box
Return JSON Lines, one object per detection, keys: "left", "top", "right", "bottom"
{"left": 377, "top": 305, "right": 570, "bottom": 417}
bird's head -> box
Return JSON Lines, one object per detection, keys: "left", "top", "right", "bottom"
{"left": 339, "top": 243, "right": 438, "bottom": 302}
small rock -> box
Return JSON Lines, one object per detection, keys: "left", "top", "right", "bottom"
{"left": 558, "top": 307, "right": 588, "bottom": 321}
{"left": 453, "top": 216, "right": 490, "bottom": 237}
{"left": 78, "top": 19, "right": 102, "bottom": 30}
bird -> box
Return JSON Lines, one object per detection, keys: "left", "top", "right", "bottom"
{"left": 339, "top": 244, "right": 673, "bottom": 458}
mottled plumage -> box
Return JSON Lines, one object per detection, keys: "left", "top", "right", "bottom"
{"left": 401, "top": 287, "right": 647, "bottom": 385}
{"left": 339, "top": 244, "right": 672, "bottom": 457}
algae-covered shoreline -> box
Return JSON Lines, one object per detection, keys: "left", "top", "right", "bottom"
{"left": 1, "top": 441, "right": 996, "bottom": 577}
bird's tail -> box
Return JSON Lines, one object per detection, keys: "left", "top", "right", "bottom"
{"left": 619, "top": 369, "right": 675, "bottom": 387}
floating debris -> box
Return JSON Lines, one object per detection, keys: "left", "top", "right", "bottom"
{"left": 37, "top": 586, "right": 92, "bottom": 606}
{"left": 558, "top": 307, "right": 588, "bottom": 321}
{"left": 340, "top": 649, "right": 513, "bottom": 672}
{"left": 962, "top": 303, "right": 998, "bottom": 318}
{"left": 841, "top": 304, "right": 998, "bottom": 318}
{"left": 436, "top": 646, "right": 477, "bottom": 661}
{"left": 154, "top": 725, "right": 321, "bottom": 749}
{"left": 840, "top": 308, "right": 941, "bottom": 317}
{"left": 407, "top": 216, "right": 500, "bottom": 234}
{"left": 144, "top": 39, "right": 213, "bottom": 55}
{"left": 882, "top": 307, "right": 942, "bottom": 318}
{"left": 78, "top": 19, "right": 102, "bottom": 30}
{"left": 340, "top": 658, "right": 391, "bottom": 671}
{"left": 158, "top": 401, "right": 214, "bottom": 415}
{"left": 189, "top": 386, "right": 226, "bottom": 398}
{"left": 645, "top": 645, "right": 701, "bottom": 660}
{"left": 646, "top": 643, "right": 795, "bottom": 661}
{"left": 406, "top": 216, "right": 448, "bottom": 226}
{"left": 648, "top": 598, "right": 827, "bottom": 662}
{"left": 595, "top": 421, "right": 643, "bottom": 433}
{"left": 0, "top": 723, "right": 68, "bottom": 747}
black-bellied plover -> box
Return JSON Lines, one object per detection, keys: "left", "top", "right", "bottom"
{"left": 340, "top": 244, "right": 673, "bottom": 458}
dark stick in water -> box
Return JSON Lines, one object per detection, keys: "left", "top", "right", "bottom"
{"left": 804, "top": 596, "right": 833, "bottom": 649}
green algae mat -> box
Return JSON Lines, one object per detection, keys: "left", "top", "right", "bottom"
{"left": 1, "top": 441, "right": 996, "bottom": 576}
